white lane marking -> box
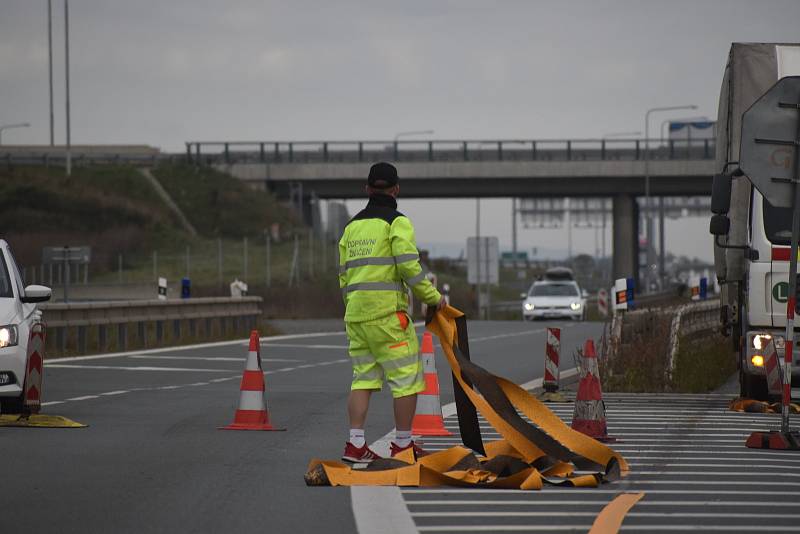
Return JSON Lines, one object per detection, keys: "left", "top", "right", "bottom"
{"left": 100, "top": 390, "right": 129, "bottom": 396}
{"left": 467, "top": 328, "right": 546, "bottom": 343}
{"left": 413, "top": 511, "right": 800, "bottom": 518}
{"left": 403, "top": 488, "right": 800, "bottom": 496}
{"left": 262, "top": 343, "right": 348, "bottom": 349}
{"left": 630, "top": 462, "right": 800, "bottom": 470}
{"left": 47, "top": 328, "right": 349, "bottom": 363}
{"left": 43, "top": 357, "right": 350, "bottom": 405}
{"left": 417, "top": 526, "right": 800, "bottom": 532}
{"left": 46, "top": 364, "right": 238, "bottom": 373}
{"left": 406, "top": 500, "right": 800, "bottom": 507}
{"left": 129, "top": 355, "right": 247, "bottom": 361}
{"left": 351, "top": 487, "right": 417, "bottom": 534}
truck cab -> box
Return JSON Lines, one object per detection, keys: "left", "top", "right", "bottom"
{"left": 712, "top": 43, "right": 800, "bottom": 399}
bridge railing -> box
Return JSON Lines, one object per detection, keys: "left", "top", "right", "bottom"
{"left": 185, "top": 138, "right": 716, "bottom": 165}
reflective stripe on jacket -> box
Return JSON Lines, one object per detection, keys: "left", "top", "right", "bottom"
{"left": 339, "top": 194, "right": 441, "bottom": 323}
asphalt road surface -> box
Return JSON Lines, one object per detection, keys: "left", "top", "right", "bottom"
{"left": 0, "top": 319, "right": 600, "bottom": 534}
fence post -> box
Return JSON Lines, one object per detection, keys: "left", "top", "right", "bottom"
{"left": 497, "top": 141, "right": 502, "bottom": 161}
{"left": 428, "top": 141, "right": 433, "bottom": 162}
{"left": 566, "top": 140, "right": 572, "bottom": 161}
{"left": 308, "top": 228, "right": 314, "bottom": 279}
{"left": 393, "top": 141, "right": 399, "bottom": 161}
{"left": 259, "top": 142, "right": 265, "bottom": 162}
{"left": 601, "top": 139, "right": 606, "bottom": 160}
{"left": 358, "top": 142, "right": 363, "bottom": 162}
{"left": 217, "top": 237, "right": 223, "bottom": 289}
{"left": 224, "top": 143, "right": 230, "bottom": 163}
{"left": 186, "top": 143, "right": 192, "bottom": 164}
{"left": 289, "top": 143, "right": 294, "bottom": 162}
{"left": 118, "top": 253, "right": 123, "bottom": 283}
{"left": 243, "top": 236, "right": 249, "bottom": 282}
{"left": 635, "top": 140, "right": 640, "bottom": 160}
{"left": 195, "top": 143, "right": 201, "bottom": 165}
{"left": 463, "top": 141, "right": 468, "bottom": 161}
{"left": 532, "top": 141, "right": 537, "bottom": 161}
{"left": 323, "top": 142, "right": 328, "bottom": 162}
{"left": 265, "top": 233, "right": 271, "bottom": 288}
{"left": 152, "top": 251, "right": 158, "bottom": 280}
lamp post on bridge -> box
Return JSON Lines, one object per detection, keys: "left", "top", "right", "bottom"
{"left": 0, "top": 123, "right": 31, "bottom": 145}
{"left": 644, "top": 105, "right": 697, "bottom": 292}
{"left": 393, "top": 129, "right": 434, "bottom": 141}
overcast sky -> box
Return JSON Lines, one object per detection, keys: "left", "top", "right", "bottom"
{"left": 3, "top": 1, "right": 800, "bottom": 260}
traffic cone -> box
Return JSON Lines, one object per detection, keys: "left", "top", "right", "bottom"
{"left": 571, "top": 339, "right": 614, "bottom": 442}
{"left": 412, "top": 332, "right": 452, "bottom": 436}
{"left": 220, "top": 330, "right": 283, "bottom": 431}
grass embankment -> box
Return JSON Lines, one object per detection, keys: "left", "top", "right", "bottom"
{"left": 598, "top": 311, "right": 736, "bottom": 393}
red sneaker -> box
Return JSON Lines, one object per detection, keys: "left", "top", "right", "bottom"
{"left": 390, "top": 440, "right": 429, "bottom": 459}
{"left": 342, "top": 442, "right": 382, "bottom": 463}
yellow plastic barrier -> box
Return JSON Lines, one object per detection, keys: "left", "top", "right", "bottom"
{"left": 305, "top": 306, "right": 627, "bottom": 489}
{"left": 0, "top": 414, "right": 87, "bottom": 428}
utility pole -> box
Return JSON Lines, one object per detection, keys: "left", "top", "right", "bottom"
{"left": 64, "top": 0, "right": 72, "bottom": 176}
{"left": 47, "top": 0, "right": 54, "bottom": 146}
{"left": 511, "top": 197, "right": 518, "bottom": 268}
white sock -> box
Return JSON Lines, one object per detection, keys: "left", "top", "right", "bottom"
{"left": 349, "top": 429, "right": 365, "bottom": 448}
{"left": 395, "top": 429, "right": 412, "bottom": 448}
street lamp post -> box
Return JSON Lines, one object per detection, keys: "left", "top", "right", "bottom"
{"left": 0, "top": 123, "right": 31, "bottom": 145}
{"left": 644, "top": 105, "right": 697, "bottom": 292}
{"left": 64, "top": 0, "right": 72, "bottom": 176}
{"left": 393, "top": 129, "right": 434, "bottom": 141}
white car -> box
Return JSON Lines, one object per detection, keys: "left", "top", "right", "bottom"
{"left": 0, "top": 240, "right": 51, "bottom": 414}
{"left": 521, "top": 280, "right": 585, "bottom": 321}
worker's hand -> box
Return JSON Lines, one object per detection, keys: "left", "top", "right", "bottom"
{"left": 436, "top": 296, "right": 447, "bottom": 311}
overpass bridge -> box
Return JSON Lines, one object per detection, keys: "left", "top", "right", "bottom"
{"left": 188, "top": 138, "right": 715, "bottom": 283}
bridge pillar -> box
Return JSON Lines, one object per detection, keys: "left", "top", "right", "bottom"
{"left": 612, "top": 195, "right": 640, "bottom": 287}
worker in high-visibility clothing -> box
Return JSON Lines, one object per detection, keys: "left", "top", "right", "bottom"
{"left": 338, "top": 161, "right": 445, "bottom": 463}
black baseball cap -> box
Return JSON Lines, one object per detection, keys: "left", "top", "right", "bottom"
{"left": 367, "top": 162, "right": 399, "bottom": 188}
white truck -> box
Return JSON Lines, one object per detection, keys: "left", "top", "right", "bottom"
{"left": 711, "top": 43, "right": 800, "bottom": 400}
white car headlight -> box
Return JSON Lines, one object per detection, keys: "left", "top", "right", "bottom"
{"left": 570, "top": 302, "right": 582, "bottom": 311}
{"left": 524, "top": 302, "right": 534, "bottom": 311}
{"left": 0, "top": 325, "right": 19, "bottom": 348}
{"left": 752, "top": 334, "right": 783, "bottom": 350}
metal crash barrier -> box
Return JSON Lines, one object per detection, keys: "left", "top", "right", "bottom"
{"left": 40, "top": 296, "right": 262, "bottom": 357}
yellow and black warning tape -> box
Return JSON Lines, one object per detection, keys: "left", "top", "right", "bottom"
{"left": 305, "top": 305, "right": 627, "bottom": 489}
{"left": 729, "top": 397, "right": 800, "bottom": 414}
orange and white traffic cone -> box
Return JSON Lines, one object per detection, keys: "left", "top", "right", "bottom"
{"left": 412, "top": 331, "right": 452, "bottom": 436}
{"left": 571, "top": 339, "right": 614, "bottom": 442}
{"left": 221, "top": 330, "right": 283, "bottom": 431}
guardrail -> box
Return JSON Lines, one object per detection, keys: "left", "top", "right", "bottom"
{"left": 610, "top": 298, "right": 721, "bottom": 378}
{"left": 185, "top": 138, "right": 716, "bottom": 165}
{"left": 40, "top": 296, "right": 262, "bottom": 357}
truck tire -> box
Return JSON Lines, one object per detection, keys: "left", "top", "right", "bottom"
{"left": 740, "top": 369, "right": 768, "bottom": 401}
{"left": 0, "top": 393, "right": 24, "bottom": 415}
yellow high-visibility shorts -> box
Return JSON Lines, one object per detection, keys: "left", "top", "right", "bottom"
{"left": 345, "top": 311, "right": 425, "bottom": 398}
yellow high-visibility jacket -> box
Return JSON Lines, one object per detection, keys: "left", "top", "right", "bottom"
{"left": 338, "top": 194, "right": 441, "bottom": 323}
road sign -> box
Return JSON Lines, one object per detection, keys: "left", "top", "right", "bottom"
{"left": 740, "top": 76, "right": 800, "bottom": 208}
{"left": 773, "top": 281, "right": 789, "bottom": 303}
{"left": 42, "top": 246, "right": 91, "bottom": 264}
{"left": 466, "top": 236, "right": 499, "bottom": 285}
